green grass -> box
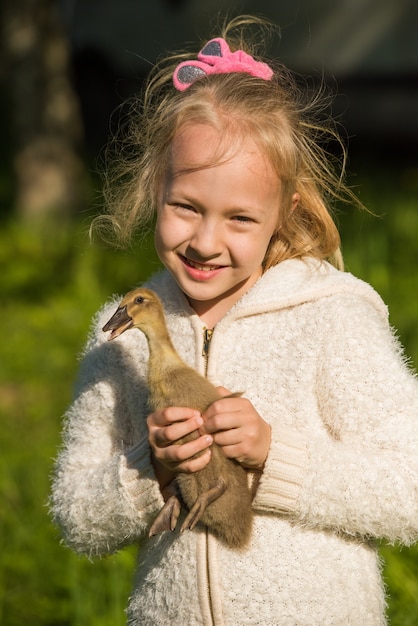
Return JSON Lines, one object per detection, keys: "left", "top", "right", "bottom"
{"left": 0, "top": 220, "right": 161, "bottom": 625}
{"left": 1, "top": 166, "right": 418, "bottom": 624}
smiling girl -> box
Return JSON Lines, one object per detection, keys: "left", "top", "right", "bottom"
{"left": 155, "top": 123, "right": 297, "bottom": 328}
{"left": 51, "top": 16, "right": 418, "bottom": 625}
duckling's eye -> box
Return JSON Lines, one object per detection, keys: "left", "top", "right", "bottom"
{"left": 134, "top": 296, "right": 144, "bottom": 304}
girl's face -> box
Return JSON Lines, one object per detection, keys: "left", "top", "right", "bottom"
{"left": 155, "top": 124, "right": 281, "bottom": 326}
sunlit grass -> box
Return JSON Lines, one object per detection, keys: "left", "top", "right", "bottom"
{"left": 0, "top": 220, "right": 161, "bottom": 625}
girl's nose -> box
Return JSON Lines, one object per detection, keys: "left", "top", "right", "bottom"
{"left": 188, "top": 221, "right": 222, "bottom": 258}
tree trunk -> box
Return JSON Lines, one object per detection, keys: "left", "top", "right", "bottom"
{"left": 1, "top": 0, "right": 87, "bottom": 219}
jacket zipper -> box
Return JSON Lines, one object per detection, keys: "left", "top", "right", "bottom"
{"left": 202, "top": 327, "right": 214, "bottom": 377}
{"left": 201, "top": 326, "right": 220, "bottom": 625}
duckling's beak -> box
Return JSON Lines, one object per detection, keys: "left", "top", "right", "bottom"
{"left": 102, "top": 305, "right": 133, "bottom": 340}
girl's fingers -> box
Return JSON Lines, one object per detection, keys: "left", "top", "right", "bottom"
{"left": 170, "top": 447, "right": 212, "bottom": 474}
{"left": 152, "top": 413, "right": 203, "bottom": 447}
{"left": 211, "top": 427, "right": 241, "bottom": 447}
{"left": 149, "top": 406, "right": 201, "bottom": 427}
{"left": 202, "top": 396, "right": 271, "bottom": 469}
{"left": 162, "top": 434, "right": 213, "bottom": 463}
{"left": 147, "top": 406, "right": 214, "bottom": 474}
{"left": 154, "top": 434, "right": 213, "bottom": 473}
{"left": 203, "top": 398, "right": 245, "bottom": 433}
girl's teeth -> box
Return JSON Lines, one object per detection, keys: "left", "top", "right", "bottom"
{"left": 195, "top": 264, "right": 212, "bottom": 271}
{"left": 189, "top": 259, "right": 218, "bottom": 271}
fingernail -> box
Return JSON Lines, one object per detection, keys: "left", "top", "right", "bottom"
{"left": 205, "top": 435, "right": 213, "bottom": 445}
{"left": 196, "top": 415, "right": 203, "bottom": 426}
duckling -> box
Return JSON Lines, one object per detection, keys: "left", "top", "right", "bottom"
{"left": 103, "top": 287, "right": 253, "bottom": 549}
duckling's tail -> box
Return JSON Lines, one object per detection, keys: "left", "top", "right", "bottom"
{"left": 177, "top": 445, "right": 253, "bottom": 549}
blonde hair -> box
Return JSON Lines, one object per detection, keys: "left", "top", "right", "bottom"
{"left": 95, "top": 16, "right": 363, "bottom": 271}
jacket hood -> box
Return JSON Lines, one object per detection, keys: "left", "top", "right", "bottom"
{"left": 147, "top": 258, "right": 388, "bottom": 325}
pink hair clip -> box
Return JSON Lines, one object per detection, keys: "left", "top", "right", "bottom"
{"left": 173, "top": 37, "right": 273, "bottom": 91}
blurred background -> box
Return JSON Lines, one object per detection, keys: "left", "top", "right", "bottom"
{"left": 1, "top": 1, "right": 417, "bottom": 624}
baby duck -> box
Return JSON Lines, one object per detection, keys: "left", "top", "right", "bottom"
{"left": 103, "top": 287, "right": 253, "bottom": 549}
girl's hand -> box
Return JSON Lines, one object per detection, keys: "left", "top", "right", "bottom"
{"left": 147, "top": 407, "right": 213, "bottom": 488}
{"left": 202, "top": 388, "right": 271, "bottom": 470}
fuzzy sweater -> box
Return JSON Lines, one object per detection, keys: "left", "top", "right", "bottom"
{"left": 51, "top": 258, "right": 418, "bottom": 625}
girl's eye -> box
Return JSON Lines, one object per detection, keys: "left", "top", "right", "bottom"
{"left": 174, "top": 203, "right": 196, "bottom": 213}
{"left": 232, "top": 215, "right": 254, "bottom": 224}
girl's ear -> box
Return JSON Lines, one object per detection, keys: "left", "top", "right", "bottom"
{"left": 291, "top": 192, "right": 300, "bottom": 211}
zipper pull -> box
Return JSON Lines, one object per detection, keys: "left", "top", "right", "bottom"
{"left": 202, "top": 327, "right": 214, "bottom": 359}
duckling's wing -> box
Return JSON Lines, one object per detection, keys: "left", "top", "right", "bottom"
{"left": 149, "top": 366, "right": 219, "bottom": 413}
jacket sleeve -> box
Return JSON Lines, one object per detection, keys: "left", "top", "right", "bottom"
{"left": 50, "top": 310, "right": 165, "bottom": 557}
{"left": 253, "top": 293, "right": 418, "bottom": 544}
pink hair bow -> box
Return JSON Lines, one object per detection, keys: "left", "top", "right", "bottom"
{"left": 173, "top": 37, "right": 273, "bottom": 91}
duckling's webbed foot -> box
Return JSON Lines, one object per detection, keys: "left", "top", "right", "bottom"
{"left": 149, "top": 488, "right": 182, "bottom": 537}
{"left": 180, "top": 478, "right": 227, "bottom": 532}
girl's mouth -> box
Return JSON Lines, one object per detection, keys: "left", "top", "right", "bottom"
{"left": 180, "top": 255, "right": 225, "bottom": 279}
{"left": 183, "top": 256, "right": 221, "bottom": 271}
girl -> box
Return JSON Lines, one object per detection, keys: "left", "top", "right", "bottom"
{"left": 51, "top": 16, "right": 418, "bottom": 625}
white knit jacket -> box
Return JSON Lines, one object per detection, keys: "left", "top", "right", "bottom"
{"left": 51, "top": 258, "right": 418, "bottom": 625}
